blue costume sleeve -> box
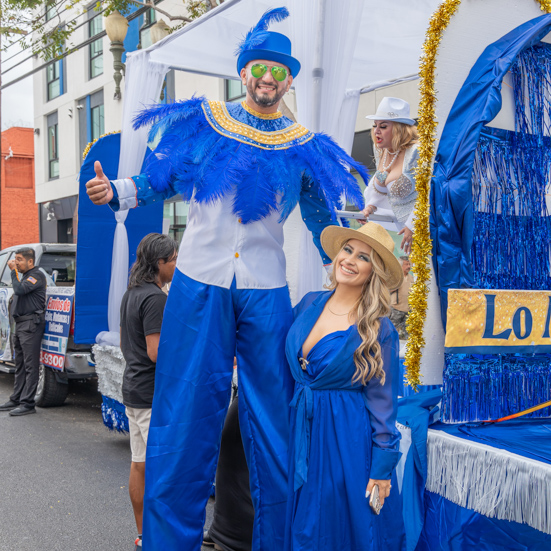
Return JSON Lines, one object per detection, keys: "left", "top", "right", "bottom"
{"left": 363, "top": 317, "right": 402, "bottom": 480}
{"left": 298, "top": 176, "right": 337, "bottom": 265}
{"left": 108, "top": 174, "right": 178, "bottom": 212}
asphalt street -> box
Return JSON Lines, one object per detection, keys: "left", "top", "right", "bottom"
{"left": 0, "top": 371, "right": 214, "bottom": 551}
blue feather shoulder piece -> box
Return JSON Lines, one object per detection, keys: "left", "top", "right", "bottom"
{"left": 132, "top": 98, "right": 366, "bottom": 222}
{"left": 130, "top": 97, "right": 210, "bottom": 195}
{"left": 133, "top": 96, "right": 206, "bottom": 144}
{"left": 285, "top": 132, "right": 366, "bottom": 219}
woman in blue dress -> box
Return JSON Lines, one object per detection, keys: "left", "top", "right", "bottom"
{"left": 285, "top": 222, "right": 403, "bottom": 551}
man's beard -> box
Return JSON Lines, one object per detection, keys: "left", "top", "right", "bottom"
{"left": 247, "top": 80, "right": 286, "bottom": 108}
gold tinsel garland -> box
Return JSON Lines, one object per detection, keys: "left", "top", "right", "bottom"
{"left": 404, "top": 0, "right": 462, "bottom": 390}
{"left": 82, "top": 131, "right": 121, "bottom": 161}
{"left": 405, "top": 0, "right": 551, "bottom": 390}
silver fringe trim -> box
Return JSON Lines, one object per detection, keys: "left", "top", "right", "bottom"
{"left": 92, "top": 344, "right": 126, "bottom": 404}
{"left": 426, "top": 429, "right": 551, "bottom": 535}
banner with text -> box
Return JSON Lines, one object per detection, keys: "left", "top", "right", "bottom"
{"left": 445, "top": 289, "right": 551, "bottom": 354}
{"left": 41, "top": 287, "right": 74, "bottom": 370}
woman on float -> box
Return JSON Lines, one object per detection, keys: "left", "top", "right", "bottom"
{"left": 362, "top": 97, "right": 418, "bottom": 255}
{"left": 285, "top": 222, "right": 403, "bottom": 551}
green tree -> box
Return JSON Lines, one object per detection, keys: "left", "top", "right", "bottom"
{"left": 0, "top": 0, "right": 223, "bottom": 60}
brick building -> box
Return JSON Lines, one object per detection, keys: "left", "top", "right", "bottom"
{"left": 1, "top": 127, "right": 39, "bottom": 249}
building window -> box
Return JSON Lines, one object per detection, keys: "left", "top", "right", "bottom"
{"left": 89, "top": 10, "right": 103, "bottom": 79}
{"left": 47, "top": 112, "right": 59, "bottom": 180}
{"left": 45, "top": 1, "right": 56, "bottom": 21}
{"left": 45, "top": 32, "right": 65, "bottom": 101}
{"left": 91, "top": 102, "right": 104, "bottom": 141}
{"left": 139, "top": 8, "right": 157, "bottom": 49}
{"left": 163, "top": 201, "right": 188, "bottom": 243}
{"left": 351, "top": 129, "right": 376, "bottom": 177}
{"left": 78, "top": 90, "right": 104, "bottom": 163}
{"left": 225, "top": 80, "right": 246, "bottom": 103}
{"left": 46, "top": 59, "right": 63, "bottom": 100}
{"left": 159, "top": 70, "right": 175, "bottom": 104}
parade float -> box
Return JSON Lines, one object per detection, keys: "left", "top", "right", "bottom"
{"left": 75, "top": 0, "right": 551, "bottom": 548}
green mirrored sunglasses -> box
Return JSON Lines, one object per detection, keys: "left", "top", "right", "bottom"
{"left": 250, "top": 63, "right": 288, "bottom": 82}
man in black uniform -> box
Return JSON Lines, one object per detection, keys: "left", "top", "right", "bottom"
{"left": 0, "top": 248, "right": 46, "bottom": 416}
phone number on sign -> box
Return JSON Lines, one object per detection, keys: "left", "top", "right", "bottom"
{"left": 40, "top": 351, "right": 65, "bottom": 370}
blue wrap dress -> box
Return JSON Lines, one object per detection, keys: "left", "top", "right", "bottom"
{"left": 285, "top": 291, "right": 402, "bottom": 551}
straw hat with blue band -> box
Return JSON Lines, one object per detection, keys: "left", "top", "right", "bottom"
{"left": 235, "top": 7, "right": 301, "bottom": 78}
{"left": 321, "top": 222, "right": 404, "bottom": 291}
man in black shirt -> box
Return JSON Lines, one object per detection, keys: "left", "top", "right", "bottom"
{"left": 120, "top": 233, "right": 178, "bottom": 551}
{"left": 0, "top": 248, "right": 46, "bottom": 416}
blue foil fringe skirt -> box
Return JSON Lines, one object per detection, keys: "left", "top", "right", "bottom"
{"left": 101, "top": 395, "right": 129, "bottom": 432}
{"left": 442, "top": 353, "right": 551, "bottom": 423}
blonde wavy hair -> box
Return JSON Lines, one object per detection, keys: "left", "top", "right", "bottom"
{"left": 326, "top": 243, "right": 392, "bottom": 385}
{"left": 371, "top": 121, "right": 418, "bottom": 154}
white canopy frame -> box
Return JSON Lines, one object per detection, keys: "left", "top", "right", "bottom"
{"left": 106, "top": 0, "right": 443, "bottom": 336}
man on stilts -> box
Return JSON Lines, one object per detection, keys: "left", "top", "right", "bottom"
{"left": 86, "top": 8, "right": 366, "bottom": 550}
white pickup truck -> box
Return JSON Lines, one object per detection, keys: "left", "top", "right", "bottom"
{"left": 0, "top": 243, "right": 95, "bottom": 406}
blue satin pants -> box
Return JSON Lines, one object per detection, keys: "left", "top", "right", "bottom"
{"left": 142, "top": 269, "right": 294, "bottom": 550}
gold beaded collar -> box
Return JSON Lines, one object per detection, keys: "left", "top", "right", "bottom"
{"left": 241, "top": 101, "right": 283, "bottom": 120}
{"left": 202, "top": 101, "right": 313, "bottom": 151}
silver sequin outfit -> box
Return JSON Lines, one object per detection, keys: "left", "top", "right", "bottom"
{"left": 364, "top": 144, "right": 419, "bottom": 230}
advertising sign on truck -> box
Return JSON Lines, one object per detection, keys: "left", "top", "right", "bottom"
{"left": 40, "top": 287, "right": 75, "bottom": 371}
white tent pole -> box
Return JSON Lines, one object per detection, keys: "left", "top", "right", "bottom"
{"left": 311, "top": 0, "right": 327, "bottom": 133}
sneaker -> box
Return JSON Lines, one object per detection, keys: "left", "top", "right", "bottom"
{"left": 134, "top": 536, "right": 142, "bottom": 550}
{"left": 9, "top": 406, "right": 36, "bottom": 417}
{"left": 0, "top": 400, "right": 18, "bottom": 411}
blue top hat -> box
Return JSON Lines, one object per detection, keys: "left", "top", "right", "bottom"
{"left": 236, "top": 7, "right": 301, "bottom": 78}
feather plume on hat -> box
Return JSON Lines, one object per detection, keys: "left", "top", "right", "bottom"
{"left": 235, "top": 7, "right": 290, "bottom": 56}
{"left": 234, "top": 7, "right": 301, "bottom": 77}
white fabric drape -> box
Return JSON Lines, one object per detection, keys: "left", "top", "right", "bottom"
{"left": 106, "top": 211, "right": 130, "bottom": 333}
{"left": 336, "top": 90, "right": 361, "bottom": 154}
{"left": 102, "top": 53, "right": 169, "bottom": 340}
{"left": 119, "top": 53, "right": 170, "bottom": 178}
{"left": 286, "top": 0, "right": 364, "bottom": 304}
{"left": 138, "top": 0, "right": 440, "bottom": 94}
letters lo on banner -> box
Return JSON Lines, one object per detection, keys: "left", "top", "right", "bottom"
{"left": 445, "top": 289, "right": 551, "bottom": 354}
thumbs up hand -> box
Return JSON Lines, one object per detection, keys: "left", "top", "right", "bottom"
{"left": 86, "top": 161, "right": 114, "bottom": 205}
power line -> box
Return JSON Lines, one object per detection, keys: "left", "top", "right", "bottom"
{"left": 2, "top": 6, "right": 107, "bottom": 70}
{"left": 1, "top": 5, "right": 150, "bottom": 90}
{"left": 1, "top": 32, "right": 106, "bottom": 89}
{"left": 2, "top": 7, "right": 108, "bottom": 76}
{"left": 2, "top": 0, "right": 79, "bottom": 54}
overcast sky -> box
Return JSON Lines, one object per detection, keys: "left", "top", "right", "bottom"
{"left": 2, "top": 40, "right": 34, "bottom": 131}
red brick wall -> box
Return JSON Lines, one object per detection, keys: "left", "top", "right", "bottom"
{"left": 1, "top": 127, "right": 39, "bottom": 249}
